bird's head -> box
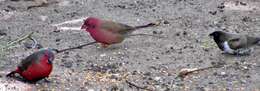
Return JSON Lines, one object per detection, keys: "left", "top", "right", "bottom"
{"left": 81, "top": 17, "right": 100, "bottom": 31}
{"left": 209, "top": 31, "right": 225, "bottom": 39}
{"left": 39, "top": 48, "right": 56, "bottom": 64}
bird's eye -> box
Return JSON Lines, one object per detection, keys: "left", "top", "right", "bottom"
{"left": 91, "top": 25, "right": 96, "bottom": 28}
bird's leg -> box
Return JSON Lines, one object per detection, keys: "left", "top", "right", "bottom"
{"left": 100, "top": 43, "right": 110, "bottom": 48}
{"left": 43, "top": 78, "right": 51, "bottom": 83}
{"left": 234, "top": 48, "right": 252, "bottom": 56}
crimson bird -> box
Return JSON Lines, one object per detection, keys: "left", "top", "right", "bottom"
{"left": 6, "top": 41, "right": 97, "bottom": 82}
{"left": 6, "top": 48, "right": 57, "bottom": 82}
{"left": 81, "top": 17, "right": 161, "bottom": 48}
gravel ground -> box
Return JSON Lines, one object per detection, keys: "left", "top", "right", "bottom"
{"left": 0, "top": 0, "right": 260, "bottom": 91}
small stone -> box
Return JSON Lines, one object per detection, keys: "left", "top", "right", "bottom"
{"left": 154, "top": 77, "right": 161, "bottom": 81}
{"left": 170, "top": 46, "right": 174, "bottom": 50}
{"left": 55, "top": 39, "right": 61, "bottom": 42}
{"left": 100, "top": 53, "right": 106, "bottom": 57}
{"left": 39, "top": 15, "right": 48, "bottom": 21}
{"left": 152, "top": 9, "right": 156, "bottom": 12}
{"left": 217, "top": 5, "right": 225, "bottom": 9}
{"left": 111, "top": 85, "right": 119, "bottom": 91}
{"left": 176, "top": 32, "right": 180, "bottom": 36}
{"left": 220, "top": 72, "right": 226, "bottom": 75}
{"left": 203, "top": 48, "right": 209, "bottom": 52}
{"left": 62, "top": 55, "right": 69, "bottom": 58}
{"left": 183, "top": 31, "right": 187, "bottom": 35}
{"left": 137, "top": 19, "right": 140, "bottom": 22}
{"left": 53, "top": 30, "right": 60, "bottom": 33}
{"left": 64, "top": 62, "right": 73, "bottom": 68}
{"left": 0, "top": 30, "right": 7, "bottom": 36}
{"left": 163, "top": 20, "right": 170, "bottom": 24}
{"left": 242, "top": 16, "right": 252, "bottom": 22}
{"left": 54, "top": 9, "right": 59, "bottom": 13}
{"left": 219, "top": 9, "right": 224, "bottom": 12}
{"left": 213, "top": 72, "right": 218, "bottom": 76}
{"left": 144, "top": 72, "right": 151, "bottom": 76}
{"left": 153, "top": 31, "right": 158, "bottom": 34}
{"left": 209, "top": 11, "right": 217, "bottom": 15}
{"left": 239, "top": 2, "right": 247, "bottom": 6}
{"left": 240, "top": 79, "right": 246, "bottom": 84}
{"left": 64, "top": 51, "right": 69, "bottom": 55}
{"left": 7, "top": 5, "right": 16, "bottom": 11}
{"left": 196, "top": 87, "right": 205, "bottom": 91}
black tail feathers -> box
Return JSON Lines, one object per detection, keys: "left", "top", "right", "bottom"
{"left": 134, "top": 21, "right": 161, "bottom": 29}
{"left": 6, "top": 71, "right": 16, "bottom": 77}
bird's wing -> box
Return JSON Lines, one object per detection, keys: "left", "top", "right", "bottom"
{"left": 246, "top": 36, "right": 260, "bottom": 45}
{"left": 100, "top": 21, "right": 135, "bottom": 35}
{"left": 18, "top": 51, "right": 44, "bottom": 72}
{"left": 228, "top": 36, "right": 247, "bottom": 50}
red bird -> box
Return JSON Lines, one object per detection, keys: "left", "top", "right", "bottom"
{"left": 6, "top": 48, "right": 57, "bottom": 82}
{"left": 81, "top": 17, "right": 160, "bottom": 47}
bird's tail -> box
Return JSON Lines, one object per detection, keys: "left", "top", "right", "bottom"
{"left": 55, "top": 41, "right": 98, "bottom": 53}
{"left": 6, "top": 71, "right": 17, "bottom": 77}
{"left": 134, "top": 21, "right": 161, "bottom": 30}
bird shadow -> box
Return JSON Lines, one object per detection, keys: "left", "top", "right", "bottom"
{"left": 221, "top": 53, "right": 251, "bottom": 57}
{"left": 96, "top": 45, "right": 122, "bottom": 51}
{"left": 6, "top": 75, "right": 51, "bottom": 84}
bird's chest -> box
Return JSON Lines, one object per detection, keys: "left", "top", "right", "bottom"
{"left": 20, "top": 60, "right": 53, "bottom": 81}
{"left": 222, "top": 41, "right": 235, "bottom": 54}
{"left": 89, "top": 29, "right": 123, "bottom": 44}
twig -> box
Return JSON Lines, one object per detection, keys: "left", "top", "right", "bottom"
{"left": 52, "top": 17, "right": 86, "bottom": 26}
{"left": 27, "top": 3, "right": 48, "bottom": 10}
{"left": 3, "top": 32, "right": 34, "bottom": 50}
{"left": 125, "top": 80, "right": 152, "bottom": 91}
{"left": 27, "top": 0, "right": 59, "bottom": 10}
{"left": 56, "top": 27, "right": 82, "bottom": 31}
{"left": 177, "top": 66, "right": 217, "bottom": 79}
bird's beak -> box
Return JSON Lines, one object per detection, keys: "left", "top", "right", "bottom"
{"left": 81, "top": 25, "right": 87, "bottom": 30}
{"left": 209, "top": 34, "right": 213, "bottom": 38}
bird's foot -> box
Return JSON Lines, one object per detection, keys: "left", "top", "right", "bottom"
{"left": 234, "top": 48, "right": 252, "bottom": 56}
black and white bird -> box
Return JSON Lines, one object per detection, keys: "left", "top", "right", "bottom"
{"left": 209, "top": 31, "right": 260, "bottom": 55}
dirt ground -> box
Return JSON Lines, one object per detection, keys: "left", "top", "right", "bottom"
{"left": 0, "top": 0, "right": 260, "bottom": 90}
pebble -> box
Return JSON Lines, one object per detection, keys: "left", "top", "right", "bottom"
{"left": 39, "top": 15, "right": 48, "bottom": 21}
{"left": 163, "top": 20, "right": 170, "bottom": 24}
{"left": 154, "top": 77, "right": 161, "bottom": 81}
{"left": 64, "top": 62, "right": 73, "bottom": 68}
{"left": 220, "top": 72, "right": 226, "bottom": 76}
{"left": 0, "top": 29, "right": 7, "bottom": 36}
{"left": 100, "top": 53, "right": 107, "bottom": 57}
